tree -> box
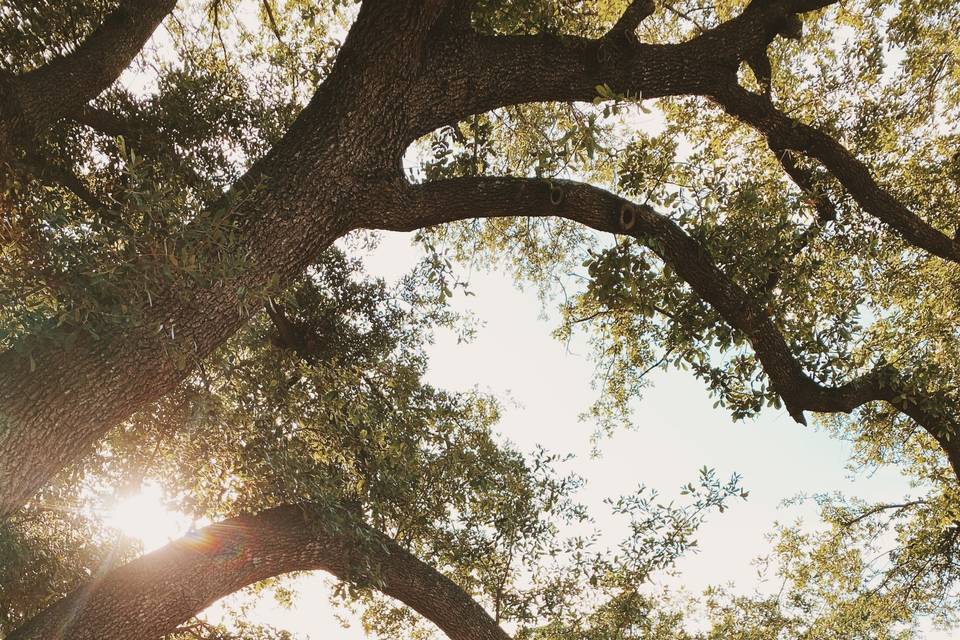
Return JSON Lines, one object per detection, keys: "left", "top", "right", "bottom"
{"left": 1, "top": 0, "right": 959, "bottom": 638}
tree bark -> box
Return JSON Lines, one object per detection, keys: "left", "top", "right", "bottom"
{"left": 0, "top": 0, "right": 177, "bottom": 157}
{"left": 0, "top": 0, "right": 450, "bottom": 517}
{"left": 8, "top": 504, "right": 510, "bottom": 640}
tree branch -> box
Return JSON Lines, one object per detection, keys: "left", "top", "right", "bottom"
{"left": 365, "top": 175, "right": 960, "bottom": 479}
{"left": 841, "top": 500, "right": 927, "bottom": 529}
{"left": 710, "top": 84, "right": 960, "bottom": 262}
{"left": 0, "top": 0, "right": 470, "bottom": 517}
{"left": 265, "top": 301, "right": 312, "bottom": 362}
{"left": 763, "top": 146, "right": 837, "bottom": 291}
{"left": 772, "top": 145, "right": 836, "bottom": 224}
{"left": 411, "top": 0, "right": 960, "bottom": 264}
{"left": 437, "top": 0, "right": 477, "bottom": 30}
{"left": 0, "top": 0, "right": 176, "bottom": 150}
{"left": 15, "top": 152, "right": 109, "bottom": 212}
{"left": 72, "top": 106, "right": 210, "bottom": 195}
{"left": 609, "top": 0, "right": 656, "bottom": 40}
{"left": 8, "top": 504, "right": 510, "bottom": 640}
{"left": 410, "top": 0, "right": 835, "bottom": 135}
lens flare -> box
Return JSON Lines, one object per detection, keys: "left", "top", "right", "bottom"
{"left": 105, "top": 483, "right": 189, "bottom": 552}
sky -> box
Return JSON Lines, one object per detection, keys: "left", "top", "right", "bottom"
{"left": 186, "top": 230, "right": 926, "bottom": 639}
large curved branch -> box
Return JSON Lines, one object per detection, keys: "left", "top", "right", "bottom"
{"left": 409, "top": 0, "right": 959, "bottom": 264}
{"left": 366, "top": 176, "right": 960, "bottom": 479}
{"left": 9, "top": 504, "right": 510, "bottom": 640}
{"left": 0, "top": 0, "right": 176, "bottom": 151}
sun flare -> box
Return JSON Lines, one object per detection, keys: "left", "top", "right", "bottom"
{"left": 105, "top": 483, "right": 190, "bottom": 552}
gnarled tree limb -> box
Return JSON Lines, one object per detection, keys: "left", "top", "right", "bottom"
{"left": 366, "top": 175, "right": 960, "bottom": 478}
{"left": 0, "top": 0, "right": 177, "bottom": 155}
{"left": 8, "top": 503, "right": 509, "bottom": 640}
{"left": 0, "top": 0, "right": 482, "bottom": 518}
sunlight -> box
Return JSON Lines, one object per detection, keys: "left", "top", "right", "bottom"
{"left": 105, "top": 483, "right": 191, "bottom": 552}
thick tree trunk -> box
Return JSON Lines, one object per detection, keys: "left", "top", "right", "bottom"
{"left": 0, "top": 1, "right": 442, "bottom": 516}
{"left": 8, "top": 504, "right": 510, "bottom": 640}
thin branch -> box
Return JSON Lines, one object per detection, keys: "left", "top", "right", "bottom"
{"left": 73, "top": 106, "right": 211, "bottom": 196}
{"left": 661, "top": 2, "right": 708, "bottom": 33}
{"left": 763, "top": 147, "right": 837, "bottom": 291}
{"left": 261, "top": 0, "right": 287, "bottom": 48}
{"left": 609, "top": 0, "right": 656, "bottom": 40}
{"left": 841, "top": 500, "right": 927, "bottom": 529}
{"left": 17, "top": 152, "right": 108, "bottom": 212}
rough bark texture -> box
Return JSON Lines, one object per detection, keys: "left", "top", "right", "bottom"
{"left": 0, "top": 0, "right": 177, "bottom": 157}
{"left": 0, "top": 0, "right": 448, "bottom": 516}
{"left": 2, "top": 0, "right": 958, "bottom": 518}
{"left": 8, "top": 504, "right": 510, "bottom": 640}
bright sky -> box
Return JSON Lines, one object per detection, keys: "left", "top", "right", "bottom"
{"left": 188, "top": 231, "right": 924, "bottom": 638}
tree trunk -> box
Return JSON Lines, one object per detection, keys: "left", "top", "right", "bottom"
{"left": 8, "top": 504, "right": 510, "bottom": 640}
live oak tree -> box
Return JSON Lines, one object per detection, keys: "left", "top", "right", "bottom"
{"left": 1, "top": 0, "right": 960, "bottom": 638}
{"left": 3, "top": 244, "right": 750, "bottom": 639}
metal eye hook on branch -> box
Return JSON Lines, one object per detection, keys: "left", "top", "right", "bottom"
{"left": 619, "top": 202, "right": 637, "bottom": 231}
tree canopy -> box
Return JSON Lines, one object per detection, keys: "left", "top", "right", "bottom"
{"left": 1, "top": 0, "right": 959, "bottom": 638}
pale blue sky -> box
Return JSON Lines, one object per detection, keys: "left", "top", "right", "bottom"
{"left": 208, "top": 231, "right": 924, "bottom": 638}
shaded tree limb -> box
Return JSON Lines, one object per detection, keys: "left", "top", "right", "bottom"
{"left": 366, "top": 175, "right": 960, "bottom": 479}
{"left": 8, "top": 503, "right": 510, "bottom": 640}
{"left": 0, "top": 0, "right": 177, "bottom": 155}
{"left": 764, "top": 145, "right": 837, "bottom": 291}
{"left": 15, "top": 152, "right": 108, "bottom": 213}
{"left": 771, "top": 145, "right": 837, "bottom": 226}
{"left": 413, "top": 0, "right": 958, "bottom": 263}
{"left": 409, "top": 0, "right": 837, "bottom": 134}
{"left": 442, "top": 0, "right": 478, "bottom": 30}
{"left": 265, "top": 301, "right": 312, "bottom": 363}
